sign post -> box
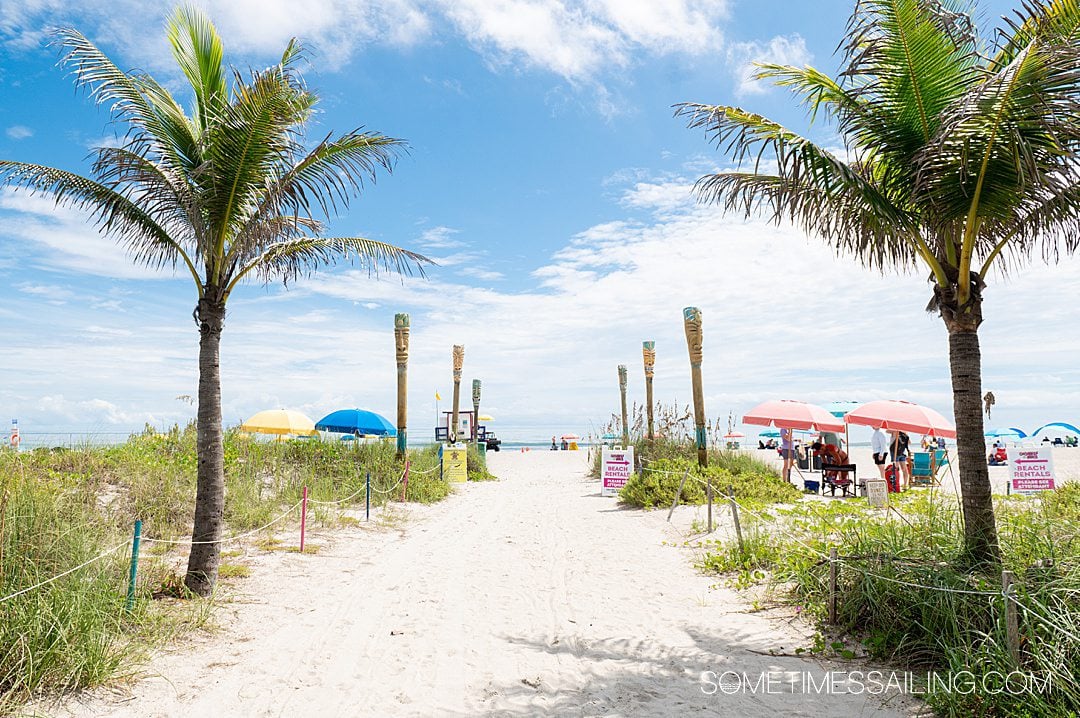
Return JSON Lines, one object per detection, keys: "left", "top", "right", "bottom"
{"left": 601, "top": 446, "right": 634, "bottom": 497}
{"left": 1008, "top": 447, "right": 1056, "bottom": 495}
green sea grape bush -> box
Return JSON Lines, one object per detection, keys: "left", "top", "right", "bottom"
{"left": 618, "top": 456, "right": 798, "bottom": 509}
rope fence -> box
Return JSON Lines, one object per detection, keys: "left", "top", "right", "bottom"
{"left": 0, "top": 459, "right": 437, "bottom": 607}
{"left": 140, "top": 499, "right": 304, "bottom": 546}
{"left": 0, "top": 541, "right": 131, "bottom": 605}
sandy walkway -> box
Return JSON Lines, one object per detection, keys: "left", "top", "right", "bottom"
{"left": 49, "top": 452, "right": 918, "bottom": 717}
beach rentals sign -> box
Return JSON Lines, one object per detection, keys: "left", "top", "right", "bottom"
{"left": 601, "top": 447, "right": 633, "bottom": 497}
{"left": 1008, "top": 447, "right": 1056, "bottom": 494}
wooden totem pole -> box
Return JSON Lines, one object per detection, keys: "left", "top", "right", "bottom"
{"left": 394, "top": 313, "right": 410, "bottom": 458}
{"left": 642, "top": 341, "right": 655, "bottom": 441}
{"left": 618, "top": 364, "right": 630, "bottom": 448}
{"left": 683, "top": 307, "right": 707, "bottom": 469}
{"left": 471, "top": 379, "right": 481, "bottom": 443}
{"left": 450, "top": 345, "right": 464, "bottom": 443}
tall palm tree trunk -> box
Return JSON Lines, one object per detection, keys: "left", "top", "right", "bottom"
{"left": 947, "top": 322, "right": 1001, "bottom": 566}
{"left": 186, "top": 298, "right": 226, "bottom": 596}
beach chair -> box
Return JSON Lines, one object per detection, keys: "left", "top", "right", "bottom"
{"left": 911, "top": 452, "right": 938, "bottom": 486}
{"left": 821, "top": 462, "right": 857, "bottom": 497}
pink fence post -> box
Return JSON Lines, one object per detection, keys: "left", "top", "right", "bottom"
{"left": 400, "top": 460, "right": 410, "bottom": 503}
{"left": 300, "top": 486, "right": 308, "bottom": 553}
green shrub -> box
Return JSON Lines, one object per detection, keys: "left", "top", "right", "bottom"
{"left": 619, "top": 456, "right": 798, "bottom": 509}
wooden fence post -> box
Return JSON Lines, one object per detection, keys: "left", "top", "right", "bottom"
{"left": 707, "top": 474, "right": 713, "bottom": 533}
{"left": 667, "top": 469, "right": 691, "bottom": 522}
{"left": 828, "top": 547, "right": 838, "bottom": 624}
{"left": 727, "top": 486, "right": 743, "bottom": 554}
{"left": 642, "top": 341, "right": 655, "bottom": 442}
{"left": 1003, "top": 570, "right": 1020, "bottom": 664}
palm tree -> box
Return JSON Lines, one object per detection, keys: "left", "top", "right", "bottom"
{"left": 677, "top": 0, "right": 1080, "bottom": 565}
{"left": 0, "top": 6, "right": 431, "bottom": 595}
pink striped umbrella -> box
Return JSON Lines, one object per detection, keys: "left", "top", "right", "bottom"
{"left": 844, "top": 400, "right": 956, "bottom": 439}
{"left": 742, "top": 400, "right": 846, "bottom": 433}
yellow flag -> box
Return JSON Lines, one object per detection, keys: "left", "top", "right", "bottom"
{"left": 435, "top": 391, "right": 442, "bottom": 401}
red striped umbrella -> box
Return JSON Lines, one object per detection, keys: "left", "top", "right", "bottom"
{"left": 742, "top": 400, "right": 845, "bottom": 433}
{"left": 844, "top": 400, "right": 956, "bottom": 439}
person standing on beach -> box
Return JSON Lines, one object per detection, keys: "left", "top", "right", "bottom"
{"left": 780, "top": 427, "right": 795, "bottom": 483}
{"left": 871, "top": 427, "right": 889, "bottom": 479}
{"left": 890, "top": 430, "right": 911, "bottom": 490}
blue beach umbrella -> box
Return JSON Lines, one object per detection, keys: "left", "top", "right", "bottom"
{"left": 315, "top": 409, "right": 396, "bottom": 437}
{"left": 985, "top": 427, "right": 1026, "bottom": 440}
{"left": 1030, "top": 422, "right": 1080, "bottom": 437}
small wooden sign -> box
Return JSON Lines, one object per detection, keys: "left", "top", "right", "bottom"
{"left": 864, "top": 479, "right": 888, "bottom": 508}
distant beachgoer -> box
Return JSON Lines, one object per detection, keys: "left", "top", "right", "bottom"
{"left": 936, "top": 437, "right": 946, "bottom": 450}
{"left": 551, "top": 437, "right": 557, "bottom": 450}
{"left": 891, "top": 430, "right": 911, "bottom": 489}
{"left": 871, "top": 427, "right": 889, "bottom": 479}
{"left": 780, "top": 428, "right": 795, "bottom": 483}
{"left": 560, "top": 439, "right": 568, "bottom": 450}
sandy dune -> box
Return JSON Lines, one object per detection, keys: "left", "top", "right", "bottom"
{"left": 47, "top": 451, "right": 918, "bottom": 717}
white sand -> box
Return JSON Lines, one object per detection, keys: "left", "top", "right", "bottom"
{"left": 41, "top": 451, "right": 922, "bottom": 717}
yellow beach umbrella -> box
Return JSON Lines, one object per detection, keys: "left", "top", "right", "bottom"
{"left": 478, "top": 414, "right": 495, "bottom": 421}
{"left": 240, "top": 409, "right": 317, "bottom": 436}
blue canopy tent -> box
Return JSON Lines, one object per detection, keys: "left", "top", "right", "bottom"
{"left": 315, "top": 409, "right": 396, "bottom": 437}
{"left": 824, "top": 401, "right": 862, "bottom": 418}
{"left": 1029, "top": 422, "right": 1080, "bottom": 445}
{"left": 824, "top": 401, "right": 862, "bottom": 452}
{"left": 1028, "top": 423, "right": 1080, "bottom": 434}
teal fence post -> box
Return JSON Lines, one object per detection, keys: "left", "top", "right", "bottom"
{"left": 126, "top": 519, "right": 142, "bottom": 612}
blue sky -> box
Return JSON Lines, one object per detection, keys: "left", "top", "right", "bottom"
{"left": 2, "top": 0, "right": 1075, "bottom": 444}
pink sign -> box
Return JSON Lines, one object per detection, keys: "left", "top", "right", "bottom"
{"left": 602, "top": 447, "right": 634, "bottom": 497}
{"left": 1008, "top": 448, "right": 1056, "bottom": 494}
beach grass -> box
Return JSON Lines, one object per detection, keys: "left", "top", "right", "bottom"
{"left": 0, "top": 423, "right": 464, "bottom": 712}
{"left": 698, "top": 486, "right": 1080, "bottom": 717}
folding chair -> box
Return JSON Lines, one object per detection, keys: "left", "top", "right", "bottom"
{"left": 911, "top": 452, "right": 936, "bottom": 486}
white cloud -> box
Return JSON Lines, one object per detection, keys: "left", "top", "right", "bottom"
{"left": 418, "top": 225, "right": 465, "bottom": 249}
{"left": 437, "top": 0, "right": 727, "bottom": 82}
{"left": 728, "top": 34, "right": 811, "bottom": 97}
{"left": 4, "top": 170, "right": 1079, "bottom": 440}
{"left": 5, "top": 125, "right": 33, "bottom": 140}
{"left": 2, "top": 0, "right": 431, "bottom": 73}
{"left": 459, "top": 266, "right": 505, "bottom": 281}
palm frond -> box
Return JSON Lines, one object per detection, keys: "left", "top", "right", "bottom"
{"left": 225, "top": 237, "right": 433, "bottom": 295}
{"left": 54, "top": 27, "right": 200, "bottom": 172}
{"left": 0, "top": 160, "right": 201, "bottom": 286}
{"left": 675, "top": 103, "right": 912, "bottom": 230}
{"left": 166, "top": 5, "right": 228, "bottom": 132}
{"left": 992, "top": 0, "right": 1080, "bottom": 70}
{"left": 842, "top": 0, "right": 981, "bottom": 161}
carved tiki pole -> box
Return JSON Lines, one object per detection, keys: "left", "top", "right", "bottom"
{"left": 471, "top": 379, "right": 481, "bottom": 443}
{"left": 618, "top": 364, "right": 630, "bottom": 448}
{"left": 450, "top": 345, "right": 465, "bottom": 443}
{"left": 683, "top": 307, "right": 707, "bottom": 468}
{"left": 642, "top": 341, "right": 655, "bottom": 441}
{"left": 394, "top": 313, "right": 410, "bottom": 457}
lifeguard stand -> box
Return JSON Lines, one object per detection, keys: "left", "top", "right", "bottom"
{"left": 434, "top": 411, "right": 492, "bottom": 443}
